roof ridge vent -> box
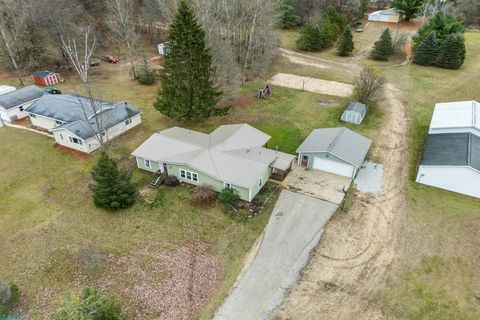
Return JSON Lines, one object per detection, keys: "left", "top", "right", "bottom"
{"left": 328, "top": 127, "right": 345, "bottom": 152}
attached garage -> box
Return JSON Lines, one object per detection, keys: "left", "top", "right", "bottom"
{"left": 296, "top": 127, "right": 372, "bottom": 178}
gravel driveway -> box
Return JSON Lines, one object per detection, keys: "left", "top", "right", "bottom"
{"left": 213, "top": 190, "right": 338, "bottom": 320}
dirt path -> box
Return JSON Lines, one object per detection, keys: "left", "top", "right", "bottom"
{"left": 279, "top": 48, "right": 357, "bottom": 75}
{"left": 269, "top": 73, "right": 354, "bottom": 97}
{"left": 274, "top": 83, "right": 410, "bottom": 320}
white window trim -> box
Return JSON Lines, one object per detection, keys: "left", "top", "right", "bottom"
{"left": 179, "top": 169, "right": 199, "bottom": 183}
{"left": 144, "top": 158, "right": 151, "bottom": 168}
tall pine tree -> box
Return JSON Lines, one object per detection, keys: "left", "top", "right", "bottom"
{"left": 413, "top": 31, "right": 439, "bottom": 66}
{"left": 296, "top": 22, "right": 322, "bottom": 51}
{"left": 279, "top": 0, "right": 300, "bottom": 29}
{"left": 371, "top": 28, "right": 393, "bottom": 61}
{"left": 90, "top": 153, "right": 136, "bottom": 211}
{"left": 435, "top": 33, "right": 466, "bottom": 69}
{"left": 154, "top": 1, "right": 222, "bottom": 121}
{"left": 336, "top": 26, "right": 354, "bottom": 56}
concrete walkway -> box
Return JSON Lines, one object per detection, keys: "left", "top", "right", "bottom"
{"left": 2, "top": 122, "right": 53, "bottom": 138}
{"left": 214, "top": 190, "right": 338, "bottom": 320}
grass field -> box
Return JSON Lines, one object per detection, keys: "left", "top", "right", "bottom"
{"left": 0, "top": 43, "right": 381, "bottom": 318}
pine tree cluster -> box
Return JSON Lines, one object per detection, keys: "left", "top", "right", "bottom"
{"left": 90, "top": 153, "right": 136, "bottom": 211}
{"left": 412, "top": 13, "right": 466, "bottom": 69}
{"left": 279, "top": 0, "right": 300, "bottom": 29}
{"left": 296, "top": 6, "right": 348, "bottom": 52}
{"left": 371, "top": 28, "right": 394, "bottom": 61}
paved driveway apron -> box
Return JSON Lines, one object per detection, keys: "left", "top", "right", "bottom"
{"left": 214, "top": 190, "right": 338, "bottom": 320}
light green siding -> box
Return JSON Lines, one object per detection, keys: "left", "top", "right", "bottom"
{"left": 136, "top": 156, "right": 161, "bottom": 173}
{"left": 249, "top": 166, "right": 271, "bottom": 201}
{"left": 166, "top": 163, "right": 252, "bottom": 201}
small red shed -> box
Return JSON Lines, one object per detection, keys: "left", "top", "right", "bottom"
{"left": 32, "top": 70, "right": 61, "bottom": 86}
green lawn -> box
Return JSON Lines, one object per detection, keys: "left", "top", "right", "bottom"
{"left": 0, "top": 50, "right": 382, "bottom": 318}
{"left": 378, "top": 31, "right": 480, "bottom": 320}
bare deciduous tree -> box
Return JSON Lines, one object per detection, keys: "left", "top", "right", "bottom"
{"left": 354, "top": 68, "right": 385, "bottom": 104}
{"left": 105, "top": 0, "right": 139, "bottom": 78}
{"left": 0, "top": 0, "right": 27, "bottom": 85}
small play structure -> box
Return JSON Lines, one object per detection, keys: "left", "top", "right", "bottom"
{"left": 341, "top": 102, "right": 367, "bottom": 124}
{"left": 256, "top": 83, "right": 272, "bottom": 99}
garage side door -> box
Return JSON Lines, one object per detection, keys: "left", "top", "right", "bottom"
{"left": 313, "top": 156, "right": 354, "bottom": 178}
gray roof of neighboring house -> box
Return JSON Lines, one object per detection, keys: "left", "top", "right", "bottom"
{"left": 296, "top": 127, "right": 372, "bottom": 167}
{"left": 132, "top": 124, "right": 289, "bottom": 189}
{"left": 0, "top": 85, "right": 44, "bottom": 110}
{"left": 420, "top": 133, "right": 480, "bottom": 171}
{"left": 27, "top": 94, "right": 141, "bottom": 140}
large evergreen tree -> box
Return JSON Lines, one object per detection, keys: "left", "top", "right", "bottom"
{"left": 371, "top": 28, "right": 393, "bottom": 61}
{"left": 336, "top": 26, "right": 354, "bottom": 56}
{"left": 90, "top": 153, "right": 136, "bottom": 211}
{"left": 435, "top": 33, "right": 466, "bottom": 69}
{"left": 279, "top": 0, "right": 300, "bottom": 29}
{"left": 413, "top": 31, "right": 438, "bottom": 66}
{"left": 154, "top": 0, "right": 222, "bottom": 121}
{"left": 296, "top": 22, "right": 322, "bottom": 51}
{"left": 391, "top": 0, "right": 424, "bottom": 22}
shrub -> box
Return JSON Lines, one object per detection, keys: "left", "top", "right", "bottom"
{"left": 413, "top": 31, "right": 439, "bottom": 66}
{"left": 218, "top": 187, "right": 240, "bottom": 206}
{"left": 354, "top": 67, "right": 385, "bottom": 104}
{"left": 137, "top": 67, "right": 156, "bottom": 85}
{"left": 54, "top": 287, "right": 124, "bottom": 320}
{"left": 435, "top": 33, "right": 465, "bottom": 69}
{"left": 164, "top": 175, "right": 180, "bottom": 187}
{"left": 192, "top": 184, "right": 217, "bottom": 205}
{"left": 90, "top": 153, "right": 137, "bottom": 211}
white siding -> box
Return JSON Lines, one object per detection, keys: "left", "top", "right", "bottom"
{"left": 29, "top": 114, "right": 60, "bottom": 130}
{"left": 52, "top": 130, "right": 88, "bottom": 153}
{"left": 429, "top": 127, "right": 480, "bottom": 137}
{"left": 1, "top": 99, "right": 38, "bottom": 122}
{"left": 416, "top": 166, "right": 480, "bottom": 198}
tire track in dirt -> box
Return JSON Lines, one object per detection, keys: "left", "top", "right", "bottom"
{"left": 273, "top": 83, "right": 410, "bottom": 320}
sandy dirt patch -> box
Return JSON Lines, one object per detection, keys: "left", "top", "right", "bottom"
{"left": 274, "top": 83, "right": 409, "bottom": 320}
{"left": 269, "top": 73, "right": 354, "bottom": 97}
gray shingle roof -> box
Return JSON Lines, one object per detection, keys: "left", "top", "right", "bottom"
{"left": 296, "top": 127, "right": 372, "bottom": 167}
{"left": 33, "top": 70, "right": 55, "bottom": 77}
{"left": 421, "top": 133, "right": 480, "bottom": 171}
{"left": 27, "top": 94, "right": 141, "bottom": 140}
{"left": 0, "top": 85, "right": 44, "bottom": 110}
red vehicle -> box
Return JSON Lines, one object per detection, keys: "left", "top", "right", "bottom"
{"left": 103, "top": 55, "right": 120, "bottom": 63}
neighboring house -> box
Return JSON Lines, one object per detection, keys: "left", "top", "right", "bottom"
{"left": 416, "top": 101, "right": 480, "bottom": 198}
{"left": 341, "top": 102, "right": 367, "bottom": 125}
{"left": 296, "top": 127, "right": 372, "bottom": 178}
{"left": 26, "top": 94, "right": 142, "bottom": 153}
{"left": 368, "top": 9, "right": 402, "bottom": 23}
{"left": 32, "top": 70, "right": 61, "bottom": 86}
{"left": 132, "top": 124, "right": 295, "bottom": 202}
{"left": 0, "top": 85, "right": 44, "bottom": 123}
{"left": 0, "top": 85, "right": 16, "bottom": 96}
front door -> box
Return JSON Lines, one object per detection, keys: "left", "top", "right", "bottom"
{"left": 300, "top": 154, "right": 309, "bottom": 167}
{"left": 163, "top": 163, "right": 168, "bottom": 173}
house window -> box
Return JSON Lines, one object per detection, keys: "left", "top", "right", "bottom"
{"left": 101, "top": 131, "right": 106, "bottom": 136}
{"left": 30, "top": 114, "right": 36, "bottom": 118}
{"left": 55, "top": 120, "right": 63, "bottom": 125}
{"left": 224, "top": 182, "right": 232, "bottom": 189}
{"left": 179, "top": 169, "right": 198, "bottom": 183}
{"left": 69, "top": 137, "right": 82, "bottom": 145}
{"left": 144, "top": 159, "right": 151, "bottom": 168}
{"left": 258, "top": 177, "right": 263, "bottom": 188}
{"left": 60, "top": 133, "right": 63, "bottom": 140}
{"left": 19, "top": 106, "right": 24, "bottom": 112}
{"left": 125, "top": 118, "right": 132, "bottom": 125}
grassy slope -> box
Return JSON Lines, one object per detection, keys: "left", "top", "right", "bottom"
{"left": 378, "top": 31, "right": 480, "bottom": 319}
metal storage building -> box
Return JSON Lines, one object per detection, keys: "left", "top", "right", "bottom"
{"left": 341, "top": 102, "right": 367, "bottom": 124}
{"left": 368, "top": 9, "right": 402, "bottom": 23}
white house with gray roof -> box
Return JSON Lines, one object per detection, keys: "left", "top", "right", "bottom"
{"left": 296, "top": 127, "right": 372, "bottom": 178}
{"left": 132, "top": 124, "right": 295, "bottom": 202}
{"left": 0, "top": 85, "right": 44, "bottom": 124}
{"left": 26, "top": 94, "right": 142, "bottom": 153}
{"left": 416, "top": 101, "right": 480, "bottom": 198}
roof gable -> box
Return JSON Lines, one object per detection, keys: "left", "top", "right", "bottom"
{"left": 0, "top": 85, "right": 44, "bottom": 109}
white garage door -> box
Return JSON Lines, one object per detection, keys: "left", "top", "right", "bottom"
{"left": 313, "top": 156, "right": 355, "bottom": 178}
